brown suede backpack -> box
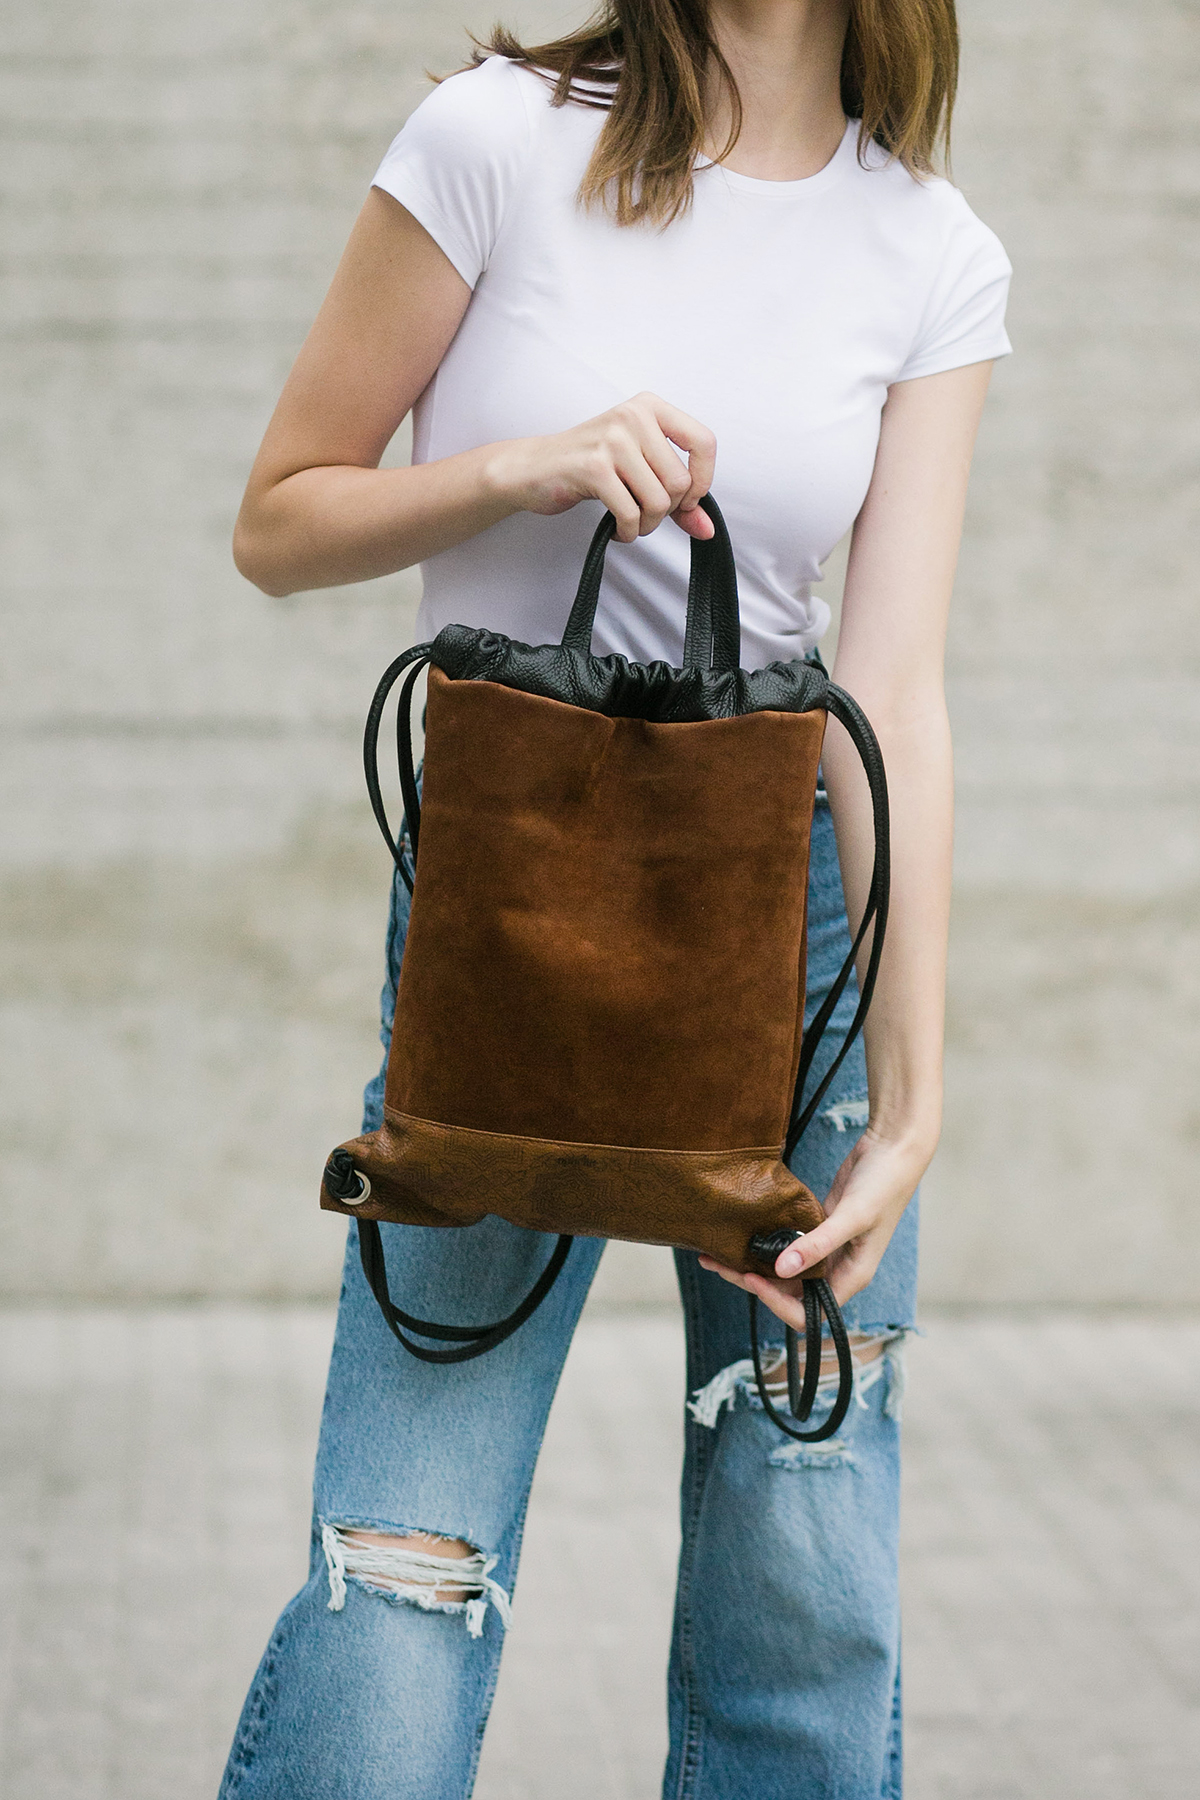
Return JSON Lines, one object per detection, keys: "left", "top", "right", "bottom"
{"left": 321, "top": 495, "right": 889, "bottom": 1441}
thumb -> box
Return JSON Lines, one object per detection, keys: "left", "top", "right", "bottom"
{"left": 673, "top": 503, "right": 714, "bottom": 540}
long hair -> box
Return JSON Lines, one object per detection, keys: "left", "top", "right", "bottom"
{"left": 469, "top": 0, "right": 958, "bottom": 227}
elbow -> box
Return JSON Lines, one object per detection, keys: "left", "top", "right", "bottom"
{"left": 830, "top": 668, "right": 948, "bottom": 740}
{"left": 232, "top": 510, "right": 295, "bottom": 599}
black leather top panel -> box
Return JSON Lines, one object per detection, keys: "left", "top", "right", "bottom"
{"left": 429, "top": 624, "right": 829, "bottom": 724}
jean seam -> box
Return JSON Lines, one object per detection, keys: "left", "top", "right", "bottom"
{"left": 882, "top": 1634, "right": 903, "bottom": 1798}
{"left": 673, "top": 1446, "right": 707, "bottom": 1800}
{"left": 461, "top": 1483, "right": 537, "bottom": 1796}
{"left": 218, "top": 1611, "right": 288, "bottom": 1796}
{"left": 462, "top": 1619, "right": 506, "bottom": 1796}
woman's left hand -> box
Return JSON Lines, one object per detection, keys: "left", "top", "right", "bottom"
{"left": 698, "top": 1126, "right": 933, "bottom": 1326}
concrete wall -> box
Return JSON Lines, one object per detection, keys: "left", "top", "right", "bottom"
{"left": 934, "top": 1, "right": 1200, "bottom": 1305}
{"left": 1, "top": 0, "right": 1196, "bottom": 1305}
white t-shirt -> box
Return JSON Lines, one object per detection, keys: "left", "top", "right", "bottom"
{"left": 373, "top": 56, "right": 1012, "bottom": 670}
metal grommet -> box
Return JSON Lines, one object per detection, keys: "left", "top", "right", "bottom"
{"left": 324, "top": 1149, "right": 372, "bottom": 1207}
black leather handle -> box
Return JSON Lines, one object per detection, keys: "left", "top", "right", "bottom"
{"left": 560, "top": 493, "right": 741, "bottom": 671}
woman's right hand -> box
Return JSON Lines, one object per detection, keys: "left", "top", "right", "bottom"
{"left": 235, "top": 194, "right": 720, "bottom": 593}
{"left": 486, "top": 393, "right": 717, "bottom": 542}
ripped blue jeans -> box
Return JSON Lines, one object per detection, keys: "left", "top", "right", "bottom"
{"left": 219, "top": 795, "right": 918, "bottom": 1800}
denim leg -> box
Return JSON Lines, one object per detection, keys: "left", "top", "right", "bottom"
{"left": 664, "top": 802, "right": 918, "bottom": 1800}
{"left": 667, "top": 1262, "right": 905, "bottom": 1800}
{"left": 218, "top": 858, "right": 606, "bottom": 1800}
{"left": 219, "top": 1221, "right": 604, "bottom": 1800}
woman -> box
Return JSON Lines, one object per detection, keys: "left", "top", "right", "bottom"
{"left": 221, "top": 0, "right": 1010, "bottom": 1793}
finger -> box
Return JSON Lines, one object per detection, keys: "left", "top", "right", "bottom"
{"left": 628, "top": 413, "right": 714, "bottom": 541}
{"left": 775, "top": 1198, "right": 873, "bottom": 1279}
{"left": 826, "top": 1244, "right": 883, "bottom": 1309}
{"left": 639, "top": 433, "right": 693, "bottom": 513}
{"left": 639, "top": 395, "right": 717, "bottom": 509}
{"left": 774, "top": 1238, "right": 806, "bottom": 1278}
{"left": 611, "top": 451, "right": 676, "bottom": 535}
{"left": 645, "top": 440, "right": 713, "bottom": 537}
{"left": 699, "top": 1260, "right": 810, "bottom": 1336}
{"left": 741, "top": 1271, "right": 808, "bottom": 1333}
{"left": 591, "top": 469, "right": 645, "bottom": 544}
{"left": 672, "top": 503, "right": 714, "bottom": 540}
{"left": 696, "top": 1256, "right": 752, "bottom": 1292}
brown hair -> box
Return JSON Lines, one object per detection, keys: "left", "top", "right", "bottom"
{"left": 470, "top": 0, "right": 958, "bottom": 227}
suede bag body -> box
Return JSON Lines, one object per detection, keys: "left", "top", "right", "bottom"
{"left": 321, "top": 665, "right": 829, "bottom": 1270}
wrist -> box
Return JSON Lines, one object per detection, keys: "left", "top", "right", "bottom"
{"left": 861, "top": 1107, "right": 941, "bottom": 1172}
{"left": 479, "top": 437, "right": 534, "bottom": 515}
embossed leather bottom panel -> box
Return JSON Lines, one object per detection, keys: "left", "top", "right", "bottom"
{"left": 320, "top": 1110, "right": 827, "bottom": 1275}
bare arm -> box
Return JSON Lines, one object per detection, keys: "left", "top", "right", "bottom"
{"left": 234, "top": 189, "right": 716, "bottom": 597}
{"left": 701, "top": 359, "right": 994, "bottom": 1309}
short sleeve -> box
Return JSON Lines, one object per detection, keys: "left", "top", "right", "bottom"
{"left": 896, "top": 190, "right": 1013, "bottom": 383}
{"left": 371, "top": 57, "right": 535, "bottom": 288}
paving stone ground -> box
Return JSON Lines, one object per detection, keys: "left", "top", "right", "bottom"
{"left": 0, "top": 1302, "right": 1197, "bottom": 1799}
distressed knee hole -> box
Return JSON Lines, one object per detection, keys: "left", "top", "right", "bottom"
{"left": 688, "top": 1329, "right": 910, "bottom": 1433}
{"left": 757, "top": 1329, "right": 886, "bottom": 1399}
{"left": 320, "top": 1523, "right": 512, "bottom": 1637}
{"left": 337, "top": 1530, "right": 478, "bottom": 1601}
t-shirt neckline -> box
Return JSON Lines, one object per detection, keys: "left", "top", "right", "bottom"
{"left": 697, "top": 117, "right": 858, "bottom": 197}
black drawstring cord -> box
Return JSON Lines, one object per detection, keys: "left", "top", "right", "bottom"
{"left": 363, "top": 642, "right": 433, "bottom": 896}
{"left": 358, "top": 1215, "right": 573, "bottom": 1363}
{"left": 789, "top": 1280, "right": 824, "bottom": 1422}
{"left": 747, "top": 683, "right": 891, "bottom": 1444}
{"left": 395, "top": 658, "right": 428, "bottom": 875}
{"left": 785, "top": 685, "right": 891, "bottom": 1158}
{"left": 749, "top": 1280, "right": 855, "bottom": 1443}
